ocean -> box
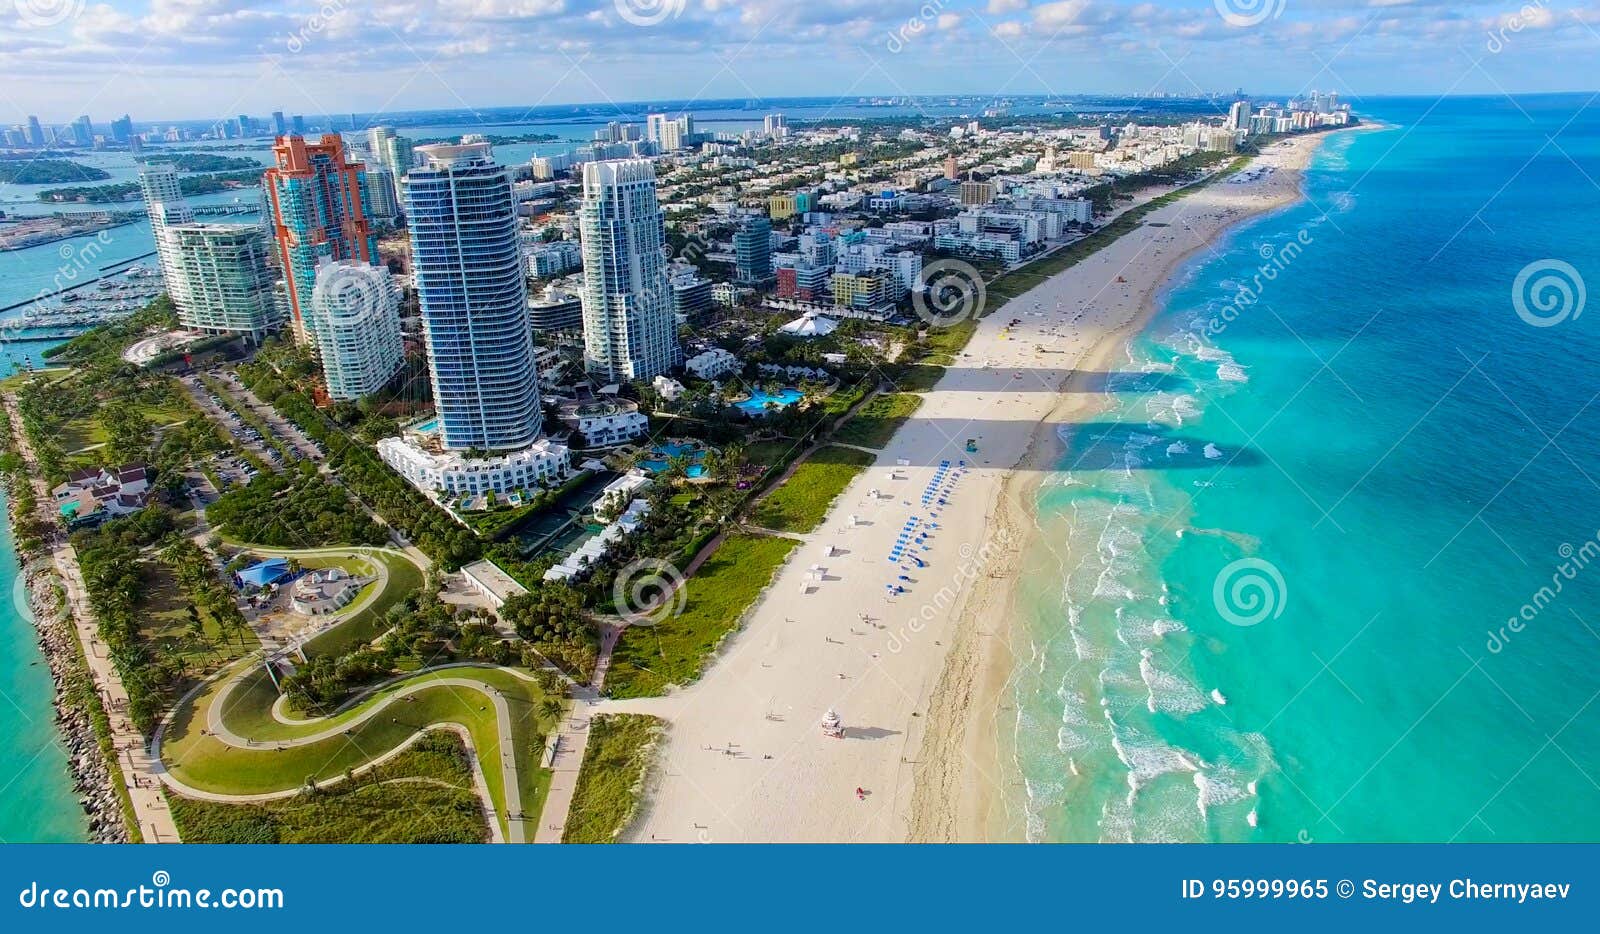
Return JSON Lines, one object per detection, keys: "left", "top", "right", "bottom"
{"left": 0, "top": 497, "right": 87, "bottom": 842}
{"left": 1011, "top": 93, "right": 1600, "bottom": 843}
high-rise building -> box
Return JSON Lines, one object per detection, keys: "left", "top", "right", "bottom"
{"left": 25, "top": 116, "right": 44, "bottom": 147}
{"left": 110, "top": 114, "right": 133, "bottom": 142}
{"left": 140, "top": 163, "right": 279, "bottom": 338}
{"left": 291, "top": 114, "right": 306, "bottom": 135}
{"left": 72, "top": 116, "right": 92, "bottom": 146}
{"left": 364, "top": 165, "right": 400, "bottom": 220}
{"left": 367, "top": 126, "right": 415, "bottom": 179}
{"left": 140, "top": 163, "right": 195, "bottom": 307}
{"left": 405, "top": 142, "right": 543, "bottom": 451}
{"left": 659, "top": 114, "right": 695, "bottom": 152}
{"left": 1228, "top": 99, "right": 1252, "bottom": 131}
{"left": 272, "top": 111, "right": 287, "bottom": 136}
{"left": 577, "top": 158, "right": 681, "bottom": 382}
{"left": 262, "top": 134, "right": 378, "bottom": 344}
{"left": 166, "top": 225, "right": 280, "bottom": 338}
{"left": 646, "top": 113, "right": 668, "bottom": 145}
{"left": 734, "top": 215, "right": 774, "bottom": 285}
{"left": 307, "top": 260, "right": 404, "bottom": 401}
{"left": 764, "top": 113, "right": 787, "bottom": 135}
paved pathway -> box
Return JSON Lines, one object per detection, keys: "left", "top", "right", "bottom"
{"left": 152, "top": 661, "right": 542, "bottom": 843}
{"left": 3, "top": 393, "right": 181, "bottom": 843}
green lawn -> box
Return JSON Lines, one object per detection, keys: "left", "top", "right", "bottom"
{"left": 160, "top": 663, "right": 556, "bottom": 841}
{"left": 562, "top": 714, "right": 663, "bottom": 843}
{"left": 606, "top": 533, "right": 799, "bottom": 698}
{"left": 226, "top": 547, "right": 423, "bottom": 658}
{"left": 169, "top": 731, "right": 489, "bottom": 843}
{"left": 745, "top": 440, "right": 802, "bottom": 469}
{"left": 750, "top": 445, "right": 875, "bottom": 534}
{"left": 834, "top": 393, "right": 923, "bottom": 450}
{"left": 135, "top": 561, "right": 257, "bottom": 694}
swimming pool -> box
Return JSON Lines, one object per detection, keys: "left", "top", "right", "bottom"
{"left": 733, "top": 387, "right": 803, "bottom": 415}
{"left": 640, "top": 443, "right": 709, "bottom": 478}
{"left": 411, "top": 417, "right": 439, "bottom": 434}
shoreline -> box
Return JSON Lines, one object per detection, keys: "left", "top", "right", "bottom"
{"left": 1, "top": 479, "right": 128, "bottom": 843}
{"left": 918, "top": 126, "right": 1371, "bottom": 842}
{"left": 606, "top": 129, "right": 1362, "bottom": 844}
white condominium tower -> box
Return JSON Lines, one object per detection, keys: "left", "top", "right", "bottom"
{"left": 308, "top": 259, "right": 404, "bottom": 401}
{"left": 578, "top": 158, "right": 680, "bottom": 382}
{"left": 404, "top": 142, "right": 542, "bottom": 450}
{"left": 139, "top": 163, "right": 194, "bottom": 308}
{"left": 139, "top": 163, "right": 279, "bottom": 339}
{"left": 166, "top": 225, "right": 280, "bottom": 339}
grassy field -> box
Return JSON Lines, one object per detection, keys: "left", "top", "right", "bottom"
{"left": 169, "top": 731, "right": 488, "bottom": 843}
{"left": 562, "top": 714, "right": 663, "bottom": 843}
{"left": 834, "top": 393, "right": 923, "bottom": 450}
{"left": 160, "top": 663, "right": 556, "bottom": 841}
{"left": 606, "top": 533, "right": 799, "bottom": 698}
{"left": 135, "top": 561, "right": 257, "bottom": 697}
{"left": 745, "top": 439, "right": 803, "bottom": 469}
{"left": 750, "top": 445, "right": 875, "bottom": 534}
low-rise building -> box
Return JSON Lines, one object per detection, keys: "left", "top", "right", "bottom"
{"left": 52, "top": 464, "right": 151, "bottom": 525}
{"left": 554, "top": 398, "right": 650, "bottom": 449}
{"left": 685, "top": 347, "right": 741, "bottom": 381}
{"left": 377, "top": 435, "right": 571, "bottom": 503}
{"left": 460, "top": 559, "right": 530, "bottom": 610}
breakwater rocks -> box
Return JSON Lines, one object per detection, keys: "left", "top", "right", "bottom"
{"left": 23, "top": 558, "right": 129, "bottom": 843}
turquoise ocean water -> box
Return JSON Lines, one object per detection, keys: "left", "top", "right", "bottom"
{"left": 0, "top": 494, "right": 87, "bottom": 842}
{"left": 1012, "top": 94, "right": 1600, "bottom": 843}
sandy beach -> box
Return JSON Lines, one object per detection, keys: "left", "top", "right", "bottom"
{"left": 602, "top": 130, "right": 1346, "bottom": 843}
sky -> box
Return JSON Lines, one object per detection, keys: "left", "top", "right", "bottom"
{"left": 2, "top": 0, "right": 1597, "bottom": 125}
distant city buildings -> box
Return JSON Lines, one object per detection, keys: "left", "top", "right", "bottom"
{"left": 577, "top": 158, "right": 681, "bottom": 382}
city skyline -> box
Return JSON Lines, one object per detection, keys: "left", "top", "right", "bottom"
{"left": 2, "top": 1, "right": 1595, "bottom": 120}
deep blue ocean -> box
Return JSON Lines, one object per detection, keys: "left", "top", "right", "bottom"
{"left": 1013, "top": 94, "right": 1600, "bottom": 842}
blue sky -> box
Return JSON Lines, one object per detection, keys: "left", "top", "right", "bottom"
{"left": 2, "top": 0, "right": 1597, "bottom": 123}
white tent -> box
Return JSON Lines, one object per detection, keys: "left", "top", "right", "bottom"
{"left": 779, "top": 311, "right": 841, "bottom": 339}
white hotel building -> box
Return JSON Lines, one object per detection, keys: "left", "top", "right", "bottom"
{"left": 377, "top": 434, "right": 570, "bottom": 501}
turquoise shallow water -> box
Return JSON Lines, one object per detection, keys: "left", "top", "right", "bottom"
{"left": 1012, "top": 94, "right": 1600, "bottom": 843}
{"left": 0, "top": 495, "right": 87, "bottom": 843}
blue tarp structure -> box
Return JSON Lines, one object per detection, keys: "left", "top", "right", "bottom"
{"left": 237, "top": 557, "right": 291, "bottom": 588}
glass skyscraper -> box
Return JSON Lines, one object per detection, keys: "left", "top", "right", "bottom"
{"left": 263, "top": 134, "right": 378, "bottom": 344}
{"left": 578, "top": 158, "right": 681, "bottom": 382}
{"left": 404, "top": 142, "right": 542, "bottom": 451}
